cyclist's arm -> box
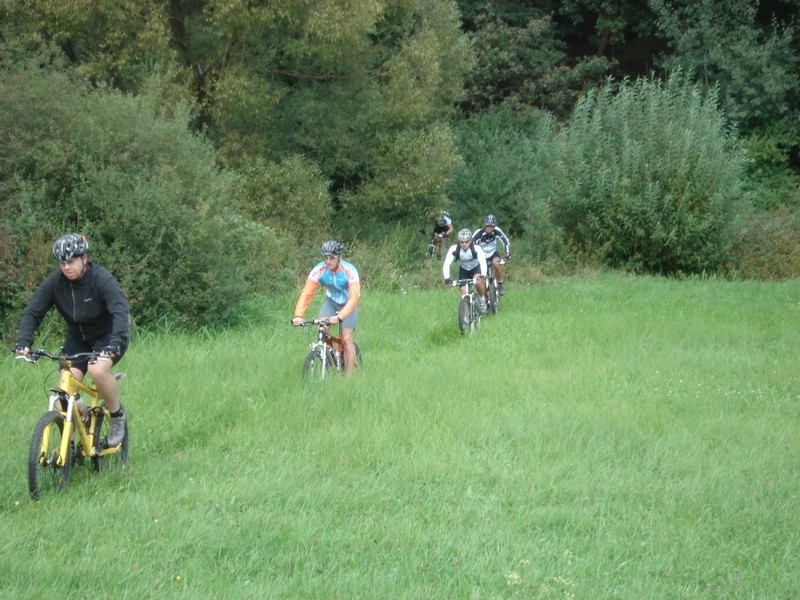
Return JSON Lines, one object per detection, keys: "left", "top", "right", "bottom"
{"left": 337, "top": 281, "right": 361, "bottom": 321}
{"left": 16, "top": 271, "right": 58, "bottom": 349}
{"left": 96, "top": 268, "right": 131, "bottom": 349}
{"left": 477, "top": 246, "right": 488, "bottom": 277}
{"left": 445, "top": 223, "right": 454, "bottom": 236}
{"left": 293, "top": 278, "right": 320, "bottom": 318}
{"left": 497, "top": 227, "right": 511, "bottom": 255}
{"left": 442, "top": 246, "right": 456, "bottom": 279}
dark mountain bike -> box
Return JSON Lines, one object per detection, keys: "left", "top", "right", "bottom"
{"left": 486, "top": 258, "right": 506, "bottom": 315}
{"left": 421, "top": 230, "right": 448, "bottom": 260}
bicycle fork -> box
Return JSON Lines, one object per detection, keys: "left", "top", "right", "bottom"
{"left": 43, "top": 393, "right": 93, "bottom": 467}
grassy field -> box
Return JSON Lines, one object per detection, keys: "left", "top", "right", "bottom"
{"left": 1, "top": 273, "right": 799, "bottom": 599}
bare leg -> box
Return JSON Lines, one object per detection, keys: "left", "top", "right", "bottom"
{"left": 340, "top": 327, "right": 357, "bottom": 374}
{"left": 87, "top": 358, "right": 120, "bottom": 413}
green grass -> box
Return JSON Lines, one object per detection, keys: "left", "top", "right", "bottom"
{"left": 1, "top": 274, "right": 799, "bottom": 599}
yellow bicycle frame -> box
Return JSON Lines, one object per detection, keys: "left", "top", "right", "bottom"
{"left": 46, "top": 367, "right": 102, "bottom": 467}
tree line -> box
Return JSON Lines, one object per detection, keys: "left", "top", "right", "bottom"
{"left": 1, "top": 0, "right": 798, "bottom": 336}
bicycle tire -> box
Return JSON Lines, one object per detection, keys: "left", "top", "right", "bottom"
{"left": 426, "top": 244, "right": 434, "bottom": 260}
{"left": 354, "top": 344, "right": 364, "bottom": 370}
{"left": 28, "top": 410, "right": 72, "bottom": 499}
{"left": 303, "top": 348, "right": 334, "bottom": 380}
{"left": 487, "top": 282, "right": 498, "bottom": 314}
{"left": 91, "top": 403, "right": 129, "bottom": 472}
{"left": 458, "top": 296, "right": 473, "bottom": 335}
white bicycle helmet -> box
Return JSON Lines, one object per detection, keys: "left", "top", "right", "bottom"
{"left": 457, "top": 228, "right": 472, "bottom": 242}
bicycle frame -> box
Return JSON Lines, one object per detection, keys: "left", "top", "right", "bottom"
{"left": 423, "top": 231, "right": 448, "bottom": 259}
{"left": 38, "top": 355, "right": 122, "bottom": 464}
{"left": 297, "top": 318, "right": 362, "bottom": 379}
{"left": 486, "top": 258, "right": 505, "bottom": 314}
{"left": 23, "top": 349, "right": 128, "bottom": 499}
{"left": 48, "top": 368, "right": 97, "bottom": 467}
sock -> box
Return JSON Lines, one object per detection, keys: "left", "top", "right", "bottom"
{"left": 110, "top": 409, "right": 124, "bottom": 418}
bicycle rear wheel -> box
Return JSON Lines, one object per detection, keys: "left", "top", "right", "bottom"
{"left": 303, "top": 348, "right": 334, "bottom": 380}
{"left": 92, "top": 403, "right": 129, "bottom": 472}
{"left": 487, "top": 281, "right": 498, "bottom": 314}
{"left": 458, "top": 296, "right": 474, "bottom": 335}
{"left": 28, "top": 410, "right": 72, "bottom": 499}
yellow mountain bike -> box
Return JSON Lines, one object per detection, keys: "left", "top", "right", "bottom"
{"left": 19, "top": 349, "right": 129, "bottom": 500}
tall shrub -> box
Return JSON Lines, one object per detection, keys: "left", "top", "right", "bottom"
{"left": 545, "top": 72, "right": 745, "bottom": 273}
{"left": 0, "top": 63, "right": 290, "bottom": 336}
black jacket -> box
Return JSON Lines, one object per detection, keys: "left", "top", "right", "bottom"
{"left": 16, "top": 262, "right": 130, "bottom": 349}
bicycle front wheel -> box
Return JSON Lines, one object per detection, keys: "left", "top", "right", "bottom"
{"left": 92, "top": 403, "right": 129, "bottom": 472}
{"left": 458, "top": 296, "right": 474, "bottom": 335}
{"left": 303, "top": 348, "right": 334, "bottom": 380}
{"left": 28, "top": 410, "right": 72, "bottom": 499}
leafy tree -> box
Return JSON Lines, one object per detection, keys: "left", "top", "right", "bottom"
{"left": 461, "top": 8, "right": 612, "bottom": 118}
{"left": 557, "top": 0, "right": 658, "bottom": 57}
{"left": 166, "top": 0, "right": 472, "bottom": 225}
{"left": 2, "top": 1, "right": 473, "bottom": 233}
{"left": 651, "top": 0, "right": 799, "bottom": 135}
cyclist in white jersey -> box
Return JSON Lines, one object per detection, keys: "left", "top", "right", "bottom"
{"left": 292, "top": 241, "right": 361, "bottom": 373}
{"left": 442, "top": 228, "right": 488, "bottom": 313}
{"left": 472, "top": 214, "right": 511, "bottom": 295}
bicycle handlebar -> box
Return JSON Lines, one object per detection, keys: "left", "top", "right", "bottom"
{"left": 15, "top": 349, "right": 98, "bottom": 364}
{"left": 294, "top": 318, "right": 334, "bottom": 327}
{"left": 448, "top": 278, "right": 483, "bottom": 287}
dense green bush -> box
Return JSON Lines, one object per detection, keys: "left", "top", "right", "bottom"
{"left": 0, "top": 62, "right": 292, "bottom": 337}
{"left": 544, "top": 72, "right": 746, "bottom": 274}
{"left": 448, "top": 106, "right": 566, "bottom": 260}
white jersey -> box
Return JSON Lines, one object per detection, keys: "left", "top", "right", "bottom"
{"left": 472, "top": 226, "right": 510, "bottom": 258}
{"left": 442, "top": 243, "right": 487, "bottom": 278}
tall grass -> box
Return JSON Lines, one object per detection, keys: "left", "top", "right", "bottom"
{"left": 1, "top": 274, "right": 798, "bottom": 599}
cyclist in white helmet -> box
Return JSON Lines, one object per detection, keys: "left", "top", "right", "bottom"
{"left": 472, "top": 214, "right": 511, "bottom": 295}
{"left": 442, "top": 228, "right": 488, "bottom": 313}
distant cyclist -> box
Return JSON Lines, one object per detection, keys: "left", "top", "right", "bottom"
{"left": 292, "top": 241, "right": 361, "bottom": 374}
{"left": 432, "top": 210, "right": 454, "bottom": 238}
{"left": 442, "top": 228, "right": 488, "bottom": 313}
{"left": 472, "top": 214, "right": 511, "bottom": 296}
{"left": 422, "top": 210, "right": 454, "bottom": 241}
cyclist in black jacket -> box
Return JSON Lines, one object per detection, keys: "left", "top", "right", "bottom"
{"left": 15, "top": 233, "right": 131, "bottom": 446}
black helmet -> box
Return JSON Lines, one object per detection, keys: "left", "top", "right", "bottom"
{"left": 484, "top": 214, "right": 498, "bottom": 226}
{"left": 52, "top": 233, "right": 89, "bottom": 261}
{"left": 320, "top": 240, "right": 344, "bottom": 256}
